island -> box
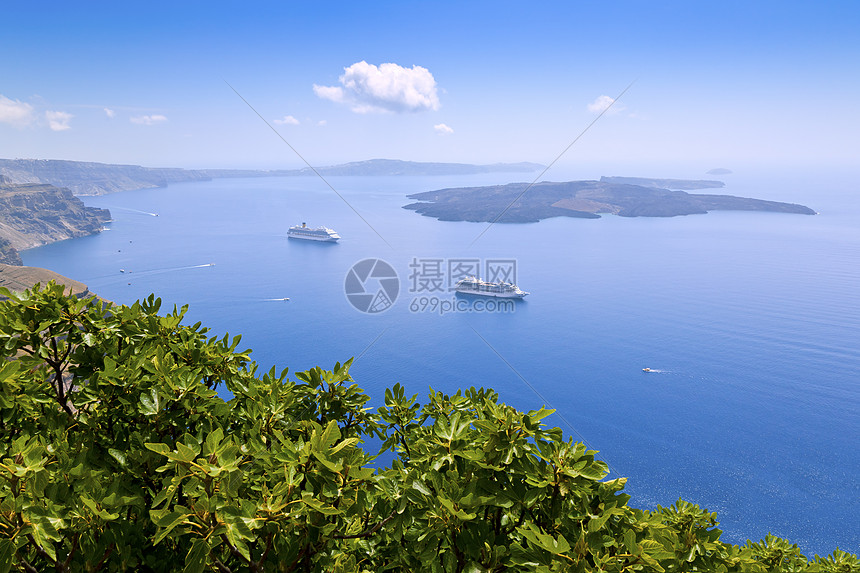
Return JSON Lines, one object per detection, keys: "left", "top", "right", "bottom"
{"left": 403, "top": 178, "right": 815, "bottom": 223}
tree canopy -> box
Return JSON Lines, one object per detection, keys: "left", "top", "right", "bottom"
{"left": 0, "top": 283, "right": 857, "bottom": 572}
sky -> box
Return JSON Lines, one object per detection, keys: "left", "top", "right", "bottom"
{"left": 1, "top": 1, "right": 858, "bottom": 170}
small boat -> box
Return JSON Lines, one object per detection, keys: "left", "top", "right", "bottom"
{"left": 642, "top": 368, "right": 653, "bottom": 372}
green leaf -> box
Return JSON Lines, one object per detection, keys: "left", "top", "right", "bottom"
{"left": 139, "top": 388, "right": 161, "bottom": 416}
{"left": 145, "top": 442, "right": 170, "bottom": 456}
{"left": 151, "top": 510, "right": 191, "bottom": 545}
{"left": 184, "top": 538, "right": 209, "bottom": 573}
{"left": 0, "top": 539, "right": 13, "bottom": 573}
{"left": 109, "top": 448, "right": 128, "bottom": 468}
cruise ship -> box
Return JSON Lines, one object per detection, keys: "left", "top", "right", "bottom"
{"left": 287, "top": 223, "right": 340, "bottom": 242}
{"left": 454, "top": 276, "right": 529, "bottom": 298}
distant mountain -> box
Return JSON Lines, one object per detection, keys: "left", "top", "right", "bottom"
{"left": 404, "top": 178, "right": 816, "bottom": 223}
{"left": 282, "top": 159, "right": 545, "bottom": 177}
{"left": 0, "top": 159, "right": 211, "bottom": 196}
{"left": 706, "top": 168, "right": 734, "bottom": 175}
{"left": 0, "top": 158, "right": 545, "bottom": 197}
{"left": 599, "top": 176, "right": 725, "bottom": 190}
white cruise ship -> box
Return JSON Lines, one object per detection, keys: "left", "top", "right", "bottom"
{"left": 454, "top": 276, "right": 529, "bottom": 298}
{"left": 287, "top": 223, "right": 340, "bottom": 242}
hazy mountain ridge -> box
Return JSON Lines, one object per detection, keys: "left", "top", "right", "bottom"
{"left": 404, "top": 179, "right": 816, "bottom": 222}
{"left": 0, "top": 158, "right": 545, "bottom": 196}
{"left": 599, "top": 176, "right": 725, "bottom": 190}
{"left": 0, "top": 159, "right": 211, "bottom": 196}
{"left": 283, "top": 159, "right": 545, "bottom": 176}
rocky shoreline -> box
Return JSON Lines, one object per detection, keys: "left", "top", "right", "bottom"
{"left": 0, "top": 182, "right": 111, "bottom": 265}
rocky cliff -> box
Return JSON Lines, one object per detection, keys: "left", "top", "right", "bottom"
{"left": 0, "top": 264, "right": 91, "bottom": 299}
{"left": 0, "top": 183, "right": 111, "bottom": 264}
{"left": 0, "top": 159, "right": 212, "bottom": 196}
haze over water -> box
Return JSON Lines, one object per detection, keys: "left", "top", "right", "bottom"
{"left": 23, "top": 166, "right": 860, "bottom": 555}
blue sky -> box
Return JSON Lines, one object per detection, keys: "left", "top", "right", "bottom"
{"left": 1, "top": 1, "right": 858, "bottom": 169}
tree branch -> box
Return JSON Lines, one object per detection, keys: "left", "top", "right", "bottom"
{"left": 332, "top": 509, "right": 397, "bottom": 539}
{"left": 92, "top": 544, "right": 114, "bottom": 572}
{"left": 220, "top": 534, "right": 251, "bottom": 565}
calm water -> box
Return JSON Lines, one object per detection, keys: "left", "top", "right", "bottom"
{"left": 23, "top": 167, "right": 860, "bottom": 555}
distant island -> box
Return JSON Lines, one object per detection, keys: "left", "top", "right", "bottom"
{"left": 0, "top": 158, "right": 544, "bottom": 196}
{"left": 403, "top": 177, "right": 815, "bottom": 222}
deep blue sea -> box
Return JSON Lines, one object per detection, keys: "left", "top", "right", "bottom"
{"left": 22, "top": 166, "right": 860, "bottom": 556}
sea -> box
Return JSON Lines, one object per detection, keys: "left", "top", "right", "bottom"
{"left": 21, "top": 165, "right": 860, "bottom": 556}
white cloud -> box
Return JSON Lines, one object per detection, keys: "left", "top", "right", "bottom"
{"left": 0, "top": 95, "right": 35, "bottom": 127}
{"left": 104, "top": 108, "right": 115, "bottom": 118}
{"left": 434, "top": 123, "right": 454, "bottom": 135}
{"left": 274, "top": 115, "right": 299, "bottom": 125}
{"left": 314, "top": 61, "right": 440, "bottom": 113}
{"left": 312, "top": 84, "right": 345, "bottom": 103}
{"left": 317, "top": 120, "right": 327, "bottom": 126}
{"left": 45, "top": 110, "right": 73, "bottom": 131}
{"left": 130, "top": 114, "right": 168, "bottom": 125}
{"left": 587, "top": 95, "right": 625, "bottom": 115}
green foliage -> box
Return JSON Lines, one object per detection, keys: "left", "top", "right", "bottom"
{"left": 0, "top": 282, "right": 857, "bottom": 572}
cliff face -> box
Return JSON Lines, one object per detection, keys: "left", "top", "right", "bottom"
{"left": 0, "top": 159, "right": 211, "bottom": 196}
{"left": 0, "top": 183, "right": 112, "bottom": 264}
{"left": 0, "top": 263, "right": 90, "bottom": 299}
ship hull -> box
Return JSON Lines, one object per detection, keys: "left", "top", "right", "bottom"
{"left": 287, "top": 233, "right": 339, "bottom": 242}
{"left": 455, "top": 289, "right": 527, "bottom": 298}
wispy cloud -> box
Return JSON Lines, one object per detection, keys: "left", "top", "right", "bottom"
{"left": 104, "top": 108, "right": 115, "bottom": 118}
{"left": 274, "top": 115, "right": 299, "bottom": 125}
{"left": 0, "top": 95, "right": 35, "bottom": 127}
{"left": 434, "top": 123, "right": 454, "bottom": 135}
{"left": 130, "top": 114, "right": 168, "bottom": 125}
{"left": 317, "top": 120, "right": 327, "bottom": 126}
{"left": 587, "top": 95, "right": 625, "bottom": 115}
{"left": 314, "top": 61, "right": 440, "bottom": 114}
{"left": 45, "top": 110, "right": 73, "bottom": 131}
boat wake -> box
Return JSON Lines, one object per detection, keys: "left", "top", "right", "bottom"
{"left": 109, "top": 206, "right": 160, "bottom": 217}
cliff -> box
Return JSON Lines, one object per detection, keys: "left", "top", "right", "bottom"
{"left": 0, "top": 183, "right": 112, "bottom": 264}
{"left": 0, "top": 159, "right": 212, "bottom": 196}
{"left": 0, "top": 263, "right": 91, "bottom": 299}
